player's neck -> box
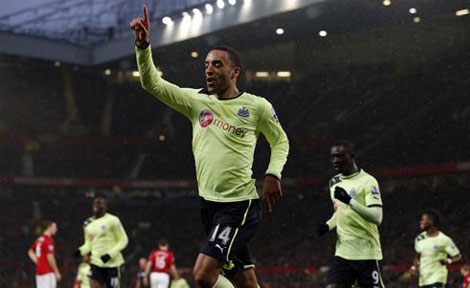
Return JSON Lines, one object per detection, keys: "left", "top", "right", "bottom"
{"left": 216, "top": 85, "right": 240, "bottom": 100}
{"left": 342, "top": 164, "right": 359, "bottom": 176}
{"left": 94, "top": 212, "right": 106, "bottom": 219}
{"left": 426, "top": 227, "right": 439, "bottom": 237}
{"left": 43, "top": 230, "right": 51, "bottom": 237}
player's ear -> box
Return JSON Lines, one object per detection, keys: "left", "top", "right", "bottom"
{"left": 232, "top": 67, "right": 241, "bottom": 79}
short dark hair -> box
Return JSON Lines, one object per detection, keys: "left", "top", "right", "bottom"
{"left": 43, "top": 221, "right": 55, "bottom": 230}
{"left": 421, "top": 209, "right": 440, "bottom": 227}
{"left": 158, "top": 238, "right": 168, "bottom": 247}
{"left": 332, "top": 140, "right": 355, "bottom": 156}
{"left": 209, "top": 46, "right": 243, "bottom": 71}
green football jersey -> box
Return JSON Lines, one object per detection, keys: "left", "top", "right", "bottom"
{"left": 76, "top": 262, "right": 91, "bottom": 288}
{"left": 414, "top": 231, "right": 460, "bottom": 286}
{"left": 136, "top": 47, "right": 289, "bottom": 202}
{"left": 329, "top": 169, "right": 383, "bottom": 260}
{"left": 79, "top": 213, "right": 128, "bottom": 268}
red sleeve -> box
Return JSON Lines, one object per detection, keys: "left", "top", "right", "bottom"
{"left": 169, "top": 252, "right": 175, "bottom": 265}
{"left": 31, "top": 240, "right": 37, "bottom": 251}
{"left": 148, "top": 251, "right": 155, "bottom": 264}
{"left": 45, "top": 238, "right": 55, "bottom": 254}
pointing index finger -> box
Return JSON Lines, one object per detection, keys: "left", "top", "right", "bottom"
{"left": 143, "top": 5, "right": 150, "bottom": 27}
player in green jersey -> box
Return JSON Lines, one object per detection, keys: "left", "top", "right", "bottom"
{"left": 130, "top": 6, "right": 289, "bottom": 288}
{"left": 75, "top": 255, "right": 91, "bottom": 288}
{"left": 76, "top": 197, "right": 129, "bottom": 288}
{"left": 409, "top": 209, "right": 461, "bottom": 288}
{"left": 318, "top": 141, "right": 384, "bottom": 288}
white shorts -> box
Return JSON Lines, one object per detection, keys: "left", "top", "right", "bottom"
{"left": 150, "top": 272, "right": 170, "bottom": 288}
{"left": 36, "top": 273, "right": 56, "bottom": 288}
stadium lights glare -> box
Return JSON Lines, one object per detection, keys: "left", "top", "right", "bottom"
{"left": 255, "top": 71, "right": 270, "bottom": 78}
{"left": 277, "top": 71, "right": 292, "bottom": 78}
{"left": 383, "top": 0, "right": 391, "bottom": 6}
{"left": 205, "top": 3, "right": 214, "bottom": 14}
{"left": 191, "top": 51, "right": 199, "bottom": 58}
{"left": 54, "top": 61, "right": 61, "bottom": 67}
{"left": 228, "top": 0, "right": 237, "bottom": 5}
{"left": 192, "top": 8, "right": 202, "bottom": 16}
{"left": 413, "top": 16, "right": 421, "bottom": 23}
{"left": 276, "top": 28, "right": 284, "bottom": 35}
{"left": 158, "top": 135, "right": 166, "bottom": 142}
{"left": 456, "top": 9, "right": 469, "bottom": 16}
{"left": 132, "top": 71, "right": 140, "bottom": 77}
{"left": 162, "top": 16, "right": 173, "bottom": 25}
{"left": 104, "top": 69, "right": 111, "bottom": 76}
{"left": 409, "top": 8, "right": 417, "bottom": 14}
{"left": 319, "top": 30, "right": 328, "bottom": 37}
{"left": 244, "top": 0, "right": 252, "bottom": 3}
{"left": 217, "top": 0, "right": 225, "bottom": 9}
{"left": 182, "top": 11, "right": 192, "bottom": 20}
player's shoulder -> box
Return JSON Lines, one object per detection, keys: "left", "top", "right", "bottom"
{"left": 437, "top": 231, "right": 453, "bottom": 241}
{"left": 415, "top": 231, "right": 426, "bottom": 242}
{"left": 329, "top": 174, "right": 342, "bottom": 188}
{"left": 83, "top": 216, "right": 94, "bottom": 227}
{"left": 105, "top": 213, "right": 122, "bottom": 222}
{"left": 359, "top": 169, "right": 378, "bottom": 183}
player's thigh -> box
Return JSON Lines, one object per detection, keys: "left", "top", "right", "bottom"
{"left": 422, "top": 283, "right": 445, "bottom": 288}
{"left": 200, "top": 200, "right": 260, "bottom": 270}
{"left": 193, "top": 253, "right": 223, "bottom": 285}
{"left": 89, "top": 265, "right": 106, "bottom": 288}
{"left": 231, "top": 267, "right": 258, "bottom": 288}
{"left": 357, "top": 260, "right": 385, "bottom": 288}
{"left": 325, "top": 257, "right": 356, "bottom": 287}
{"left": 105, "top": 266, "right": 122, "bottom": 288}
{"left": 89, "top": 278, "right": 103, "bottom": 288}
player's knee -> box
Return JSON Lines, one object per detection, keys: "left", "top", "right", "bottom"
{"left": 326, "top": 284, "right": 344, "bottom": 288}
{"left": 193, "top": 266, "right": 217, "bottom": 288}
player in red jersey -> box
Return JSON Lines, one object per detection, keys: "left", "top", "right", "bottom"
{"left": 461, "top": 265, "right": 470, "bottom": 288}
{"left": 27, "top": 221, "right": 61, "bottom": 288}
{"left": 144, "top": 239, "right": 180, "bottom": 288}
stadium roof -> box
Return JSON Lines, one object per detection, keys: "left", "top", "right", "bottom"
{"left": 0, "top": 0, "right": 326, "bottom": 65}
{"left": 0, "top": 0, "right": 468, "bottom": 66}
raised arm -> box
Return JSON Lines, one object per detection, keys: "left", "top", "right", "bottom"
{"left": 258, "top": 99, "right": 289, "bottom": 212}
{"left": 130, "top": 5, "right": 195, "bottom": 118}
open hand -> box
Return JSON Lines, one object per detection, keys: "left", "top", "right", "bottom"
{"left": 263, "top": 175, "right": 282, "bottom": 213}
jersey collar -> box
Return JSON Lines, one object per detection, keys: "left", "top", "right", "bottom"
{"left": 340, "top": 169, "right": 362, "bottom": 180}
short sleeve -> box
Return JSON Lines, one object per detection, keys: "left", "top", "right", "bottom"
{"left": 364, "top": 179, "right": 383, "bottom": 207}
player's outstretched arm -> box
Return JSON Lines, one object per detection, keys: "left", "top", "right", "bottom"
{"left": 318, "top": 212, "right": 337, "bottom": 236}
{"left": 27, "top": 248, "right": 37, "bottom": 264}
{"left": 130, "top": 5, "right": 195, "bottom": 119}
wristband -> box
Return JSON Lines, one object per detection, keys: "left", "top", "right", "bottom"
{"left": 447, "top": 258, "right": 452, "bottom": 264}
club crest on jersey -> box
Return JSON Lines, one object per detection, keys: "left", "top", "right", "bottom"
{"left": 371, "top": 186, "right": 380, "bottom": 195}
{"left": 272, "top": 108, "right": 279, "bottom": 123}
{"left": 349, "top": 189, "right": 357, "bottom": 197}
{"left": 237, "top": 107, "right": 250, "bottom": 118}
{"left": 199, "top": 109, "right": 214, "bottom": 128}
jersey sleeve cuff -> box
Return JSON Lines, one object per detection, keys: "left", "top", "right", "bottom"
{"left": 264, "top": 173, "right": 281, "bottom": 181}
